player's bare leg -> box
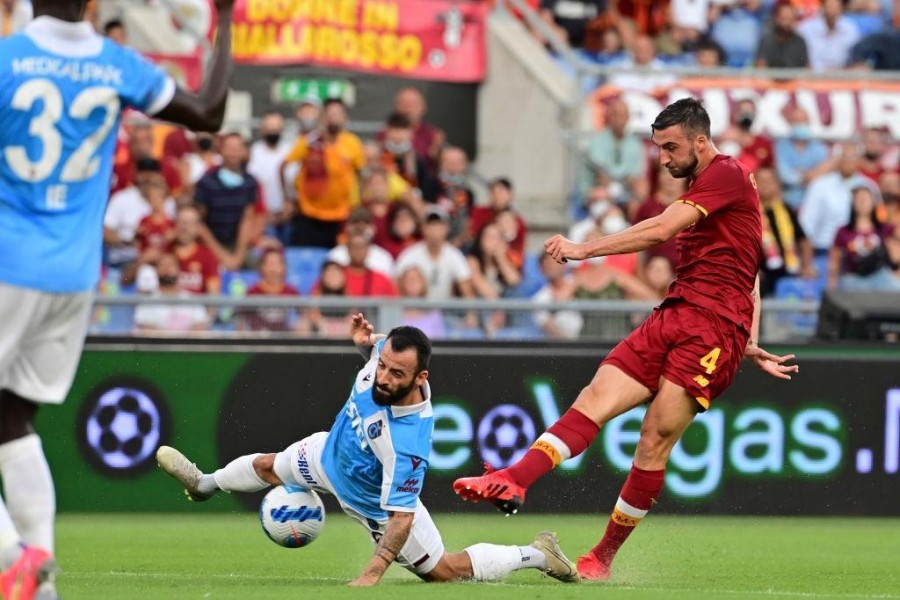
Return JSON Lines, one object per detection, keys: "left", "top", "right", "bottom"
{"left": 157, "top": 447, "right": 279, "bottom": 500}
{"left": 578, "top": 377, "right": 699, "bottom": 580}
{"left": 422, "top": 531, "right": 578, "bottom": 583}
{"left": 454, "top": 365, "right": 652, "bottom": 513}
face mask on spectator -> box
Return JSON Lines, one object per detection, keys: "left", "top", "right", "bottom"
{"left": 602, "top": 214, "right": 629, "bottom": 235}
{"left": 589, "top": 199, "right": 611, "bottom": 219}
{"left": 159, "top": 275, "right": 179, "bottom": 287}
{"left": 863, "top": 151, "right": 880, "bottom": 162}
{"left": 326, "top": 123, "right": 342, "bottom": 136}
{"left": 300, "top": 118, "right": 318, "bottom": 132}
{"left": 197, "top": 137, "right": 214, "bottom": 151}
{"left": 791, "top": 125, "right": 812, "bottom": 141}
{"left": 439, "top": 172, "right": 465, "bottom": 187}
{"left": 218, "top": 168, "right": 245, "bottom": 188}
{"left": 737, "top": 112, "right": 754, "bottom": 130}
{"left": 263, "top": 133, "right": 282, "bottom": 146}
{"left": 385, "top": 140, "right": 412, "bottom": 155}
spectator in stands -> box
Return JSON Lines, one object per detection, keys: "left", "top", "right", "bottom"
{"left": 569, "top": 185, "right": 629, "bottom": 245}
{"left": 798, "top": 0, "right": 861, "bottom": 70}
{"left": 362, "top": 143, "right": 416, "bottom": 204}
{"left": 583, "top": 97, "right": 645, "bottom": 197}
{"left": 608, "top": 34, "right": 675, "bottom": 92}
{"left": 328, "top": 208, "right": 395, "bottom": 276}
{"left": 295, "top": 95, "right": 322, "bottom": 137}
{"left": 775, "top": 106, "right": 831, "bottom": 208}
{"left": 532, "top": 253, "right": 583, "bottom": 340}
{"left": 468, "top": 222, "right": 523, "bottom": 299}
{"left": 112, "top": 122, "right": 181, "bottom": 195}
{"left": 135, "top": 183, "right": 176, "bottom": 258}
{"left": 881, "top": 171, "right": 900, "bottom": 229}
{"left": 395, "top": 205, "right": 475, "bottom": 302}
{"left": 539, "top": 0, "right": 608, "bottom": 47}
{"left": 756, "top": 167, "right": 815, "bottom": 296}
{"left": 641, "top": 256, "right": 675, "bottom": 299}
{"left": 710, "top": 0, "right": 763, "bottom": 67}
{"left": 0, "top": 0, "right": 31, "bottom": 37}
{"left": 301, "top": 261, "right": 351, "bottom": 338}
{"left": 669, "top": 0, "right": 713, "bottom": 42}
{"left": 859, "top": 127, "right": 897, "bottom": 184}
{"left": 800, "top": 143, "right": 874, "bottom": 257}
{"left": 248, "top": 111, "right": 294, "bottom": 246}
{"left": 183, "top": 133, "right": 220, "bottom": 186}
{"left": 719, "top": 99, "right": 775, "bottom": 171}
{"left": 396, "top": 266, "right": 447, "bottom": 339}
{"left": 134, "top": 253, "right": 209, "bottom": 333}
{"left": 694, "top": 38, "right": 727, "bottom": 66}
{"left": 342, "top": 234, "right": 398, "bottom": 298}
{"left": 170, "top": 205, "right": 221, "bottom": 295}
{"left": 237, "top": 249, "right": 300, "bottom": 333}
{"left": 470, "top": 178, "right": 528, "bottom": 257}
{"left": 375, "top": 201, "right": 421, "bottom": 259}
{"left": 379, "top": 112, "right": 430, "bottom": 191}
{"left": 390, "top": 87, "right": 446, "bottom": 172}
{"left": 282, "top": 99, "right": 365, "bottom": 249}
{"left": 634, "top": 168, "right": 685, "bottom": 269}
{"left": 105, "top": 158, "right": 177, "bottom": 268}
{"left": 755, "top": 1, "right": 810, "bottom": 67}
{"left": 103, "top": 18, "right": 127, "bottom": 45}
{"left": 194, "top": 133, "right": 263, "bottom": 270}
{"left": 828, "top": 186, "right": 900, "bottom": 291}
{"left": 848, "top": 27, "right": 900, "bottom": 70}
{"left": 595, "top": 27, "right": 628, "bottom": 64}
{"left": 422, "top": 146, "right": 475, "bottom": 247}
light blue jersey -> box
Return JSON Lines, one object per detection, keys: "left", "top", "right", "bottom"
{"left": 321, "top": 339, "right": 434, "bottom": 522}
{"left": 0, "top": 17, "right": 175, "bottom": 293}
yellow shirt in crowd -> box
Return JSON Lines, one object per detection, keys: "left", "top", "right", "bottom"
{"left": 285, "top": 131, "right": 365, "bottom": 223}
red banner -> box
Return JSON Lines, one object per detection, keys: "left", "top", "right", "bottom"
{"left": 230, "top": 0, "right": 488, "bottom": 82}
{"left": 591, "top": 78, "right": 900, "bottom": 141}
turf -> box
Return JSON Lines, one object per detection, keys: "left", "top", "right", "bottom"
{"left": 56, "top": 513, "right": 899, "bottom": 600}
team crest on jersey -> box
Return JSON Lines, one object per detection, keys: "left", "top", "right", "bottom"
{"left": 367, "top": 420, "right": 383, "bottom": 440}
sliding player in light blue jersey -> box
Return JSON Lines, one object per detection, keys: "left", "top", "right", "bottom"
{"left": 0, "top": 1, "right": 237, "bottom": 597}
{"left": 157, "top": 314, "right": 579, "bottom": 586}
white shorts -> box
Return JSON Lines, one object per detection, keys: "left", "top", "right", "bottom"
{"left": 0, "top": 283, "right": 93, "bottom": 403}
{"left": 274, "top": 432, "right": 446, "bottom": 575}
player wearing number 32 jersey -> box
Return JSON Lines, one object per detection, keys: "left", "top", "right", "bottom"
{"left": 0, "top": 1, "right": 237, "bottom": 598}
{"left": 454, "top": 98, "right": 800, "bottom": 581}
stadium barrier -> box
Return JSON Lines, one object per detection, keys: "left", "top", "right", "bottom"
{"left": 41, "top": 339, "right": 899, "bottom": 516}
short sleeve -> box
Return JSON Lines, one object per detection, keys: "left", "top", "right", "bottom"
{"left": 284, "top": 138, "right": 308, "bottom": 164}
{"left": 118, "top": 48, "right": 176, "bottom": 116}
{"left": 676, "top": 161, "right": 744, "bottom": 218}
{"left": 382, "top": 449, "right": 427, "bottom": 512}
{"left": 451, "top": 249, "right": 472, "bottom": 281}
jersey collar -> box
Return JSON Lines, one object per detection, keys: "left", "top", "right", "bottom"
{"left": 390, "top": 381, "right": 433, "bottom": 418}
{"left": 25, "top": 17, "right": 102, "bottom": 58}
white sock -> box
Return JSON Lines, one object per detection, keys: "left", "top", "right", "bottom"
{"left": 213, "top": 454, "right": 268, "bottom": 493}
{"left": 0, "top": 435, "right": 54, "bottom": 553}
{"left": 0, "top": 503, "right": 21, "bottom": 569}
{"left": 464, "top": 543, "right": 546, "bottom": 581}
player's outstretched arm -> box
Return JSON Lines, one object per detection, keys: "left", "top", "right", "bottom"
{"left": 349, "top": 511, "right": 414, "bottom": 587}
{"left": 350, "top": 313, "right": 386, "bottom": 359}
{"left": 155, "top": 0, "right": 235, "bottom": 132}
{"left": 744, "top": 275, "right": 800, "bottom": 380}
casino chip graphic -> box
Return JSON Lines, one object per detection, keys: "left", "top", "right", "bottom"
{"left": 79, "top": 380, "right": 168, "bottom": 476}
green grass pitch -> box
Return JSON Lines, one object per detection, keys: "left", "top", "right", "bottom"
{"left": 56, "top": 513, "right": 899, "bottom": 599}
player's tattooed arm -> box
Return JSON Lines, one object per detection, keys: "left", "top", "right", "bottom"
{"left": 350, "top": 313, "right": 386, "bottom": 359}
{"left": 349, "top": 511, "right": 414, "bottom": 587}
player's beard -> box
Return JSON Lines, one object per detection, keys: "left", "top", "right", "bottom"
{"left": 372, "top": 379, "right": 418, "bottom": 406}
{"left": 666, "top": 148, "right": 699, "bottom": 179}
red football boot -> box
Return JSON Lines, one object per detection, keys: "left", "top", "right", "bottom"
{"left": 576, "top": 553, "right": 611, "bottom": 581}
{"left": 0, "top": 545, "right": 57, "bottom": 600}
{"left": 452, "top": 463, "right": 526, "bottom": 515}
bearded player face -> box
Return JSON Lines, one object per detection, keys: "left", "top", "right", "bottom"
{"left": 372, "top": 341, "right": 425, "bottom": 406}
{"left": 652, "top": 124, "right": 701, "bottom": 179}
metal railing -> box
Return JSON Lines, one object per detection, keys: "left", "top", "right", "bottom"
{"left": 89, "top": 295, "right": 821, "bottom": 343}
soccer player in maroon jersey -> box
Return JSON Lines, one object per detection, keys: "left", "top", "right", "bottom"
{"left": 453, "top": 98, "right": 799, "bottom": 580}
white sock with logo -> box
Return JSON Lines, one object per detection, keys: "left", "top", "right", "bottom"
{"left": 464, "top": 543, "right": 546, "bottom": 581}
{"left": 0, "top": 435, "right": 55, "bottom": 553}
{"left": 213, "top": 454, "right": 268, "bottom": 493}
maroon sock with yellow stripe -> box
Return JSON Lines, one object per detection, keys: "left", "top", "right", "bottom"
{"left": 590, "top": 465, "right": 665, "bottom": 567}
{"left": 504, "top": 408, "right": 600, "bottom": 488}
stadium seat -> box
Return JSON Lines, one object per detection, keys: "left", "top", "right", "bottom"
{"left": 285, "top": 247, "right": 331, "bottom": 295}
{"left": 221, "top": 270, "right": 260, "bottom": 297}
{"left": 773, "top": 277, "right": 825, "bottom": 337}
{"left": 504, "top": 253, "right": 547, "bottom": 299}
{"left": 492, "top": 326, "right": 544, "bottom": 341}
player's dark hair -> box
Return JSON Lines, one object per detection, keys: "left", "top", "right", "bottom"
{"left": 651, "top": 98, "right": 711, "bottom": 140}
{"left": 386, "top": 326, "right": 431, "bottom": 373}
{"left": 104, "top": 19, "right": 125, "bottom": 35}
{"left": 386, "top": 112, "right": 412, "bottom": 129}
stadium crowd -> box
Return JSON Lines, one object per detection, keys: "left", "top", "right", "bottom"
{"left": 4, "top": 0, "right": 896, "bottom": 339}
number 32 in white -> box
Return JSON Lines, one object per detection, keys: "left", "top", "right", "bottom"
{"left": 4, "top": 78, "right": 120, "bottom": 186}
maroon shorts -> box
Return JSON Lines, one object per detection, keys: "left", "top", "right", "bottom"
{"left": 602, "top": 300, "right": 749, "bottom": 411}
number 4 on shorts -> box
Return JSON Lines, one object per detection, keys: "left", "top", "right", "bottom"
{"left": 700, "top": 348, "right": 721, "bottom": 374}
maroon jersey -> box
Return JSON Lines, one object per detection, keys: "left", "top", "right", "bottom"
{"left": 173, "top": 243, "right": 220, "bottom": 294}
{"left": 668, "top": 155, "right": 762, "bottom": 332}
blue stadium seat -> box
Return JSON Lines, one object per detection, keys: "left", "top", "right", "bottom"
{"left": 492, "top": 326, "right": 544, "bottom": 341}
{"left": 285, "top": 247, "right": 331, "bottom": 295}
{"left": 773, "top": 277, "right": 825, "bottom": 337}
{"left": 504, "top": 253, "right": 547, "bottom": 299}
{"left": 221, "top": 270, "right": 260, "bottom": 297}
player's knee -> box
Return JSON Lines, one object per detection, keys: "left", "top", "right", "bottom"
{"left": 422, "top": 553, "right": 471, "bottom": 583}
{"left": 635, "top": 427, "right": 677, "bottom": 463}
{"left": 251, "top": 453, "right": 281, "bottom": 485}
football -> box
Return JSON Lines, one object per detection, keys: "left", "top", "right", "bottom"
{"left": 259, "top": 486, "right": 325, "bottom": 548}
